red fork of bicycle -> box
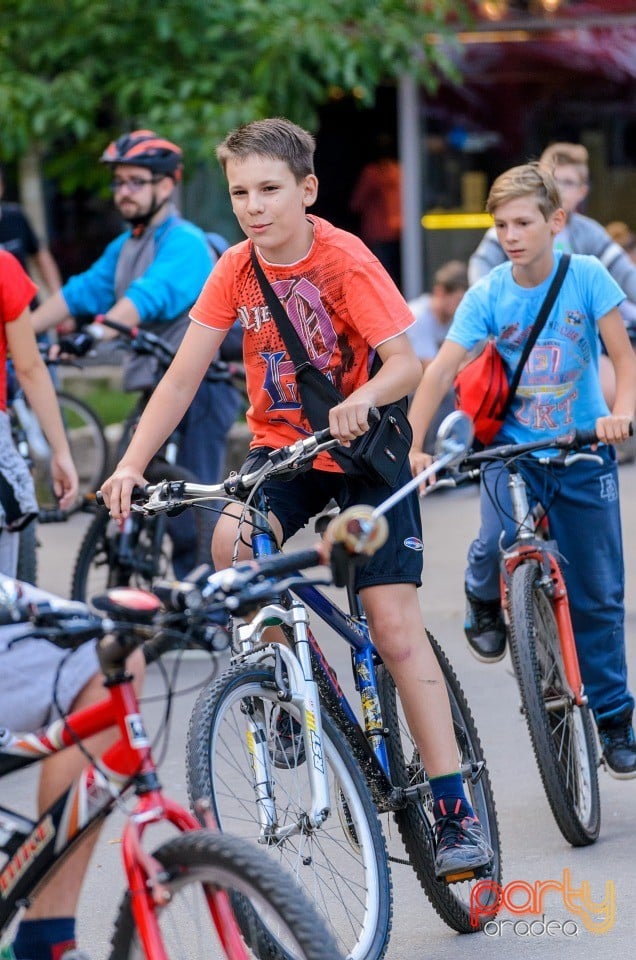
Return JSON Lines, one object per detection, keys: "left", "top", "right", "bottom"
{"left": 501, "top": 547, "right": 586, "bottom": 707}
{"left": 121, "top": 793, "right": 250, "bottom": 960}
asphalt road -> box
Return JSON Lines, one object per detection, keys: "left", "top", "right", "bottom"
{"left": 14, "top": 457, "right": 636, "bottom": 959}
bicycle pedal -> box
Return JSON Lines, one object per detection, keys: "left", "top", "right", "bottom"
{"left": 442, "top": 868, "right": 478, "bottom": 884}
{"left": 442, "top": 861, "right": 493, "bottom": 885}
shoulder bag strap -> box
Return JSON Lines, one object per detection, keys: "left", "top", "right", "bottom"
{"left": 500, "top": 253, "right": 570, "bottom": 418}
{"left": 250, "top": 245, "right": 316, "bottom": 373}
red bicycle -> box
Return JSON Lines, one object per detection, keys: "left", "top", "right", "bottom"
{"left": 0, "top": 583, "right": 342, "bottom": 960}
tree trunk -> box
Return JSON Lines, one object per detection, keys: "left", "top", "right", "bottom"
{"left": 18, "top": 146, "right": 49, "bottom": 244}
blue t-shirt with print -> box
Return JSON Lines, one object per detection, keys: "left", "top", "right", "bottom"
{"left": 447, "top": 252, "right": 624, "bottom": 446}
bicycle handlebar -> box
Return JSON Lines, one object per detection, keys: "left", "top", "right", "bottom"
{"left": 95, "top": 315, "right": 244, "bottom": 385}
{"left": 95, "top": 426, "right": 339, "bottom": 511}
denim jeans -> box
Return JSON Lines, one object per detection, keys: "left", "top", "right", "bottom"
{"left": 465, "top": 445, "right": 634, "bottom": 724}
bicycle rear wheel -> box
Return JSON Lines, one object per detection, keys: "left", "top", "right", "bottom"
{"left": 32, "top": 391, "right": 108, "bottom": 512}
{"left": 109, "top": 830, "right": 344, "bottom": 960}
{"left": 377, "top": 630, "right": 502, "bottom": 933}
{"left": 186, "top": 662, "right": 392, "bottom": 960}
{"left": 508, "top": 562, "right": 600, "bottom": 845}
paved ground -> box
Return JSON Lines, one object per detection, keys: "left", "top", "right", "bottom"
{"left": 11, "top": 456, "right": 636, "bottom": 958}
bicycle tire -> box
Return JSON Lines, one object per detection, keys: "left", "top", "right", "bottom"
{"left": 70, "top": 460, "right": 209, "bottom": 602}
{"left": 508, "top": 562, "right": 600, "bottom": 846}
{"left": 31, "top": 391, "right": 108, "bottom": 513}
{"left": 16, "top": 520, "right": 38, "bottom": 585}
{"left": 108, "top": 830, "right": 344, "bottom": 960}
{"left": 377, "top": 630, "right": 502, "bottom": 933}
{"left": 186, "top": 662, "right": 393, "bottom": 960}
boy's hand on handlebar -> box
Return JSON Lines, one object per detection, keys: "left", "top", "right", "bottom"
{"left": 100, "top": 464, "right": 147, "bottom": 519}
{"left": 594, "top": 415, "right": 633, "bottom": 446}
{"left": 328, "top": 396, "right": 376, "bottom": 444}
{"left": 409, "top": 448, "right": 435, "bottom": 493}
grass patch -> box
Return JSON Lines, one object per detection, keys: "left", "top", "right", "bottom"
{"left": 61, "top": 376, "right": 138, "bottom": 426}
{"left": 83, "top": 387, "right": 137, "bottom": 426}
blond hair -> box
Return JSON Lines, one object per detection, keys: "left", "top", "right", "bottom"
{"left": 539, "top": 142, "right": 589, "bottom": 185}
{"left": 216, "top": 118, "right": 315, "bottom": 182}
{"left": 486, "top": 163, "right": 561, "bottom": 220}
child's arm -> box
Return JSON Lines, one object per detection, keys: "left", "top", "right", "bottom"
{"left": 598, "top": 307, "right": 636, "bottom": 443}
{"left": 7, "top": 308, "right": 79, "bottom": 509}
{"left": 102, "top": 321, "right": 227, "bottom": 518}
{"left": 407, "top": 340, "right": 468, "bottom": 484}
{"left": 327, "top": 332, "right": 420, "bottom": 442}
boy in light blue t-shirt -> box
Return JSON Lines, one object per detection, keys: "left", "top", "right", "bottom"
{"left": 409, "top": 162, "right": 636, "bottom": 778}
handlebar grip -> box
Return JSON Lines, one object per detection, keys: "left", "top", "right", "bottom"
{"left": 96, "top": 315, "right": 135, "bottom": 337}
{"left": 95, "top": 484, "right": 149, "bottom": 508}
{"left": 245, "top": 549, "right": 324, "bottom": 581}
{"left": 572, "top": 428, "right": 599, "bottom": 448}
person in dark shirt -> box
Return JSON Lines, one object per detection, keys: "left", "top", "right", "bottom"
{"left": 0, "top": 164, "right": 62, "bottom": 298}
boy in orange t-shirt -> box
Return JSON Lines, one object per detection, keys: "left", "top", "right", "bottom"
{"left": 102, "top": 118, "right": 493, "bottom": 879}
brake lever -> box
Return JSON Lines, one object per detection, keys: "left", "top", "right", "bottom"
{"left": 562, "top": 451, "right": 604, "bottom": 467}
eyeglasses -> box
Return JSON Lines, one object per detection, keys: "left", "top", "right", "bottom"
{"left": 110, "top": 175, "right": 161, "bottom": 193}
{"left": 554, "top": 178, "right": 584, "bottom": 190}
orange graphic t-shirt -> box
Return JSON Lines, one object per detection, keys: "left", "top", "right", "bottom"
{"left": 190, "top": 216, "right": 413, "bottom": 471}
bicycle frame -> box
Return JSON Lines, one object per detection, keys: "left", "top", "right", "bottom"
{"left": 498, "top": 467, "right": 586, "bottom": 706}
{"left": 231, "top": 487, "right": 432, "bottom": 824}
{"left": 0, "top": 646, "right": 248, "bottom": 960}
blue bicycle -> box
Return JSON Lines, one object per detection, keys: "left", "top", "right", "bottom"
{"left": 130, "top": 414, "right": 502, "bottom": 960}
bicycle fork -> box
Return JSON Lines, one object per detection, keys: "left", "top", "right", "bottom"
{"left": 235, "top": 601, "right": 332, "bottom": 839}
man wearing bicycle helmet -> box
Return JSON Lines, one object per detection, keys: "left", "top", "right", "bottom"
{"left": 31, "top": 131, "right": 242, "bottom": 574}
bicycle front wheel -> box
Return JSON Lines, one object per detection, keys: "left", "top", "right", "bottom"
{"left": 70, "top": 506, "right": 161, "bottom": 602}
{"left": 109, "top": 830, "right": 344, "bottom": 960}
{"left": 377, "top": 630, "right": 502, "bottom": 933}
{"left": 32, "top": 391, "right": 108, "bottom": 511}
{"left": 508, "top": 562, "right": 600, "bottom": 845}
{"left": 187, "top": 663, "right": 392, "bottom": 960}
{"left": 71, "top": 461, "right": 209, "bottom": 602}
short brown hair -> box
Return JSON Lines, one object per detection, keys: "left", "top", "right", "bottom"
{"left": 486, "top": 163, "right": 561, "bottom": 221}
{"left": 433, "top": 260, "right": 468, "bottom": 293}
{"left": 216, "top": 118, "right": 315, "bottom": 182}
{"left": 539, "top": 142, "right": 589, "bottom": 185}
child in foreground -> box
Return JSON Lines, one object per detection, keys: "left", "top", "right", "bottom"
{"left": 409, "top": 162, "right": 636, "bottom": 778}
{"left": 102, "top": 117, "right": 493, "bottom": 878}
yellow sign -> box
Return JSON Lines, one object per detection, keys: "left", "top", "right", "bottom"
{"left": 421, "top": 213, "right": 494, "bottom": 230}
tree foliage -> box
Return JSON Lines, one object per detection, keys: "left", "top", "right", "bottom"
{"left": 0, "top": 0, "right": 470, "bottom": 190}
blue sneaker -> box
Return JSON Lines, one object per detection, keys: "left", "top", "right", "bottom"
{"left": 434, "top": 799, "right": 494, "bottom": 881}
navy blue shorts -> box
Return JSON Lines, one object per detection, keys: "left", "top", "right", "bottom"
{"left": 240, "top": 449, "right": 424, "bottom": 590}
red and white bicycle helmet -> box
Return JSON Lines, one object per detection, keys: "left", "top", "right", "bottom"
{"left": 100, "top": 130, "right": 183, "bottom": 180}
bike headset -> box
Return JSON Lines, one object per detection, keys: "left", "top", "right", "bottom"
{"left": 100, "top": 129, "right": 183, "bottom": 231}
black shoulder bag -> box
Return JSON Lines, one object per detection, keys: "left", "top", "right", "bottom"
{"left": 251, "top": 247, "right": 412, "bottom": 486}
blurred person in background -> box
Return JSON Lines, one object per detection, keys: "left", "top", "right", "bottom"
{"left": 407, "top": 260, "right": 468, "bottom": 452}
